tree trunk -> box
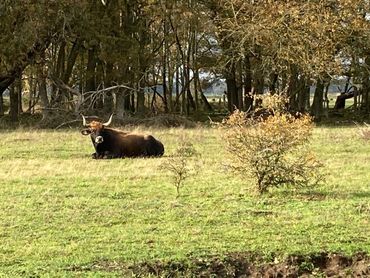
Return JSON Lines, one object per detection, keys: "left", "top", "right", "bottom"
{"left": 116, "top": 65, "right": 132, "bottom": 116}
{"left": 287, "top": 66, "right": 299, "bottom": 111}
{"left": 187, "top": 88, "right": 196, "bottom": 114}
{"left": 17, "top": 78, "right": 23, "bottom": 113}
{"left": 298, "top": 80, "right": 310, "bottom": 113}
{"left": 9, "top": 79, "right": 20, "bottom": 122}
{"left": 334, "top": 91, "right": 355, "bottom": 110}
{"left": 104, "top": 62, "right": 115, "bottom": 112}
{"left": 185, "top": 42, "right": 196, "bottom": 114}
{"left": 192, "top": 30, "right": 199, "bottom": 111}
{"left": 195, "top": 69, "right": 213, "bottom": 112}
{"left": 85, "top": 46, "right": 97, "bottom": 109}
{"left": 37, "top": 63, "right": 50, "bottom": 120}
{"left": 136, "top": 63, "right": 146, "bottom": 114}
{"left": 115, "top": 88, "right": 126, "bottom": 118}
{"left": 311, "top": 79, "right": 325, "bottom": 121}
{"left": 167, "top": 55, "right": 174, "bottom": 112}
{"left": 94, "top": 60, "right": 105, "bottom": 109}
{"left": 161, "top": 19, "right": 169, "bottom": 113}
{"left": 225, "top": 61, "right": 238, "bottom": 111}
{"left": 63, "top": 40, "right": 81, "bottom": 84}
{"left": 181, "top": 70, "right": 186, "bottom": 114}
{"left": 254, "top": 67, "right": 264, "bottom": 95}
{"left": 253, "top": 55, "right": 264, "bottom": 108}
{"left": 0, "top": 92, "right": 4, "bottom": 116}
{"left": 85, "top": 47, "right": 97, "bottom": 91}
{"left": 54, "top": 41, "right": 66, "bottom": 106}
{"left": 362, "top": 56, "right": 370, "bottom": 113}
{"left": 28, "top": 72, "right": 35, "bottom": 113}
{"left": 305, "top": 84, "right": 311, "bottom": 110}
{"left": 63, "top": 39, "right": 81, "bottom": 108}
{"left": 269, "top": 72, "right": 278, "bottom": 93}
{"left": 244, "top": 55, "right": 253, "bottom": 111}
{"left": 194, "top": 69, "right": 200, "bottom": 111}
{"left": 175, "top": 64, "right": 180, "bottom": 112}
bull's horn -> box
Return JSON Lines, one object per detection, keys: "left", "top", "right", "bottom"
{"left": 81, "top": 114, "right": 88, "bottom": 127}
{"left": 103, "top": 114, "right": 113, "bottom": 126}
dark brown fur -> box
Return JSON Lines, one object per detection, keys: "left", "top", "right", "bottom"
{"left": 81, "top": 120, "right": 164, "bottom": 159}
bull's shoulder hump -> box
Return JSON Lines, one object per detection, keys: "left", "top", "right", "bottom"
{"left": 122, "top": 133, "right": 158, "bottom": 141}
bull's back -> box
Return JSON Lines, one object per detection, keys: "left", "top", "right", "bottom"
{"left": 120, "top": 134, "right": 164, "bottom": 157}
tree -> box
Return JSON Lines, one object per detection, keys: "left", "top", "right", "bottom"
{"left": 0, "top": 0, "right": 369, "bottom": 121}
{"left": 207, "top": 0, "right": 370, "bottom": 115}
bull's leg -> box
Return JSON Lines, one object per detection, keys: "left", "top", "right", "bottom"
{"left": 92, "top": 152, "right": 105, "bottom": 159}
{"left": 102, "top": 151, "right": 115, "bottom": 159}
{"left": 92, "top": 151, "right": 118, "bottom": 159}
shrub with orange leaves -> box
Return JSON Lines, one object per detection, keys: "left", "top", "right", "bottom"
{"left": 221, "top": 95, "right": 323, "bottom": 193}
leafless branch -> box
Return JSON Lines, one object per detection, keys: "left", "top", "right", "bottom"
{"left": 84, "top": 84, "right": 137, "bottom": 96}
{"left": 55, "top": 119, "right": 81, "bottom": 130}
{"left": 48, "top": 75, "right": 80, "bottom": 96}
{"left": 48, "top": 76, "right": 137, "bottom": 112}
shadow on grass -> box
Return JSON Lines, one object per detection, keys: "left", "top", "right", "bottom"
{"left": 273, "top": 187, "right": 370, "bottom": 202}
{"left": 350, "top": 191, "right": 370, "bottom": 199}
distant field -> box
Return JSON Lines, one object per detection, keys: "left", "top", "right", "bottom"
{"left": 0, "top": 126, "right": 369, "bottom": 276}
{"left": 206, "top": 91, "right": 357, "bottom": 110}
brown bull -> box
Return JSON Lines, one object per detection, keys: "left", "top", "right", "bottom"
{"left": 81, "top": 114, "right": 164, "bottom": 159}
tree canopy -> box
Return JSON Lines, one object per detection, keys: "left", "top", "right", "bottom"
{"left": 0, "top": 0, "right": 369, "bottom": 122}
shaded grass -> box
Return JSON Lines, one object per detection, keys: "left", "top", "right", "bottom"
{"left": 0, "top": 126, "right": 369, "bottom": 276}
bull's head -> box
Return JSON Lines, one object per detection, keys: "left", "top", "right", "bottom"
{"left": 81, "top": 114, "right": 113, "bottom": 144}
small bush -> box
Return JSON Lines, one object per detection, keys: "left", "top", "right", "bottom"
{"left": 221, "top": 94, "right": 323, "bottom": 194}
{"left": 357, "top": 122, "right": 370, "bottom": 141}
{"left": 161, "top": 139, "right": 199, "bottom": 198}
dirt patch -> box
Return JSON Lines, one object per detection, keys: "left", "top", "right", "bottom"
{"left": 68, "top": 252, "right": 369, "bottom": 277}
{"left": 129, "top": 252, "right": 369, "bottom": 277}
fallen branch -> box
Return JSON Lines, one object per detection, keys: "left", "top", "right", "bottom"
{"left": 48, "top": 76, "right": 137, "bottom": 111}
{"left": 84, "top": 84, "right": 137, "bottom": 95}
{"left": 48, "top": 75, "right": 80, "bottom": 96}
{"left": 49, "top": 75, "right": 137, "bottom": 96}
{"left": 55, "top": 119, "right": 81, "bottom": 130}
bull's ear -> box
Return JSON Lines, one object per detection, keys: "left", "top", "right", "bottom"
{"left": 81, "top": 129, "right": 91, "bottom": 136}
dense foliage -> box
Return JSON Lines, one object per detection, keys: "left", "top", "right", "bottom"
{"left": 0, "top": 0, "right": 369, "bottom": 122}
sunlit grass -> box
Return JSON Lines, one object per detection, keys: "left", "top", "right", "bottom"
{"left": 0, "top": 125, "right": 368, "bottom": 276}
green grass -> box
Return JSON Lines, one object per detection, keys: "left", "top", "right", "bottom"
{"left": 0, "top": 126, "right": 369, "bottom": 276}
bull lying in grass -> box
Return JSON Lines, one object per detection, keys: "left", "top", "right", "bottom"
{"left": 81, "top": 114, "right": 164, "bottom": 159}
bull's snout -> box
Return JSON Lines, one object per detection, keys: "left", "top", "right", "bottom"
{"left": 95, "top": 136, "right": 104, "bottom": 144}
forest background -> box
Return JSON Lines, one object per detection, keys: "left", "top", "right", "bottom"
{"left": 0, "top": 0, "right": 369, "bottom": 125}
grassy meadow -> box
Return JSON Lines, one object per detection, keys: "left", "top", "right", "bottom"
{"left": 0, "top": 125, "right": 369, "bottom": 276}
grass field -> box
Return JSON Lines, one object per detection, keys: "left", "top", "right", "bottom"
{"left": 0, "top": 125, "right": 369, "bottom": 276}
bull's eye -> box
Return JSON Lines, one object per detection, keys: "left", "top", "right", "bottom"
{"left": 95, "top": 136, "right": 104, "bottom": 144}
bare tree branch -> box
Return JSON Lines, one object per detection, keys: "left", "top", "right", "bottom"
{"left": 48, "top": 76, "right": 138, "bottom": 112}
{"left": 55, "top": 119, "right": 81, "bottom": 130}
{"left": 48, "top": 75, "right": 80, "bottom": 96}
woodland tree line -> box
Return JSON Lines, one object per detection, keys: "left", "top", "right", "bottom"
{"left": 0, "top": 0, "right": 369, "bottom": 124}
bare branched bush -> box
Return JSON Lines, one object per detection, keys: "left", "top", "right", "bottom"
{"left": 161, "top": 140, "right": 200, "bottom": 198}
{"left": 221, "top": 94, "right": 323, "bottom": 194}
